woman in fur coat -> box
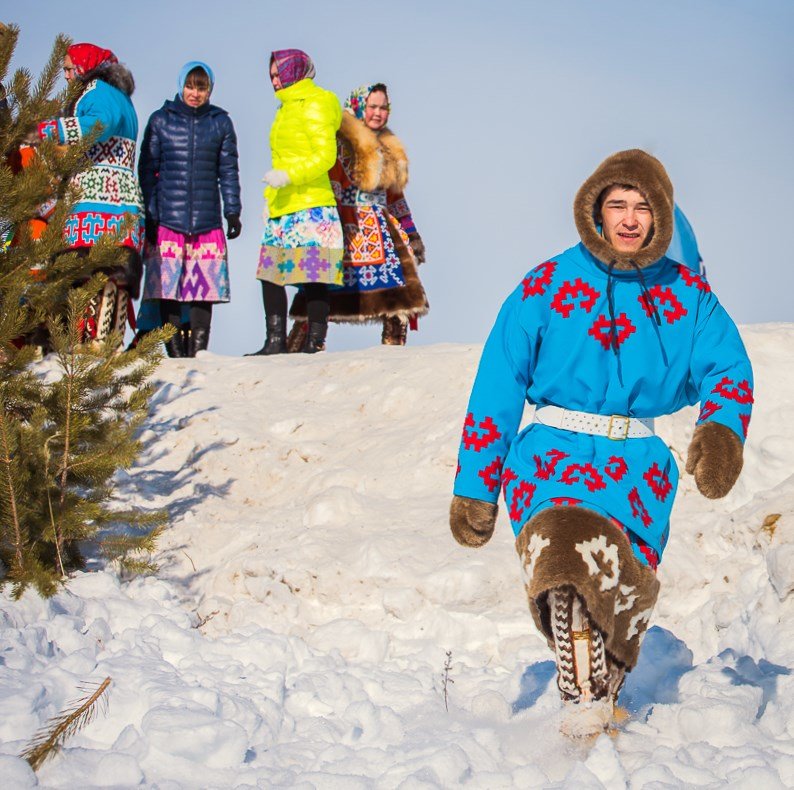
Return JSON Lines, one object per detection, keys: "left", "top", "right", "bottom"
{"left": 288, "top": 83, "right": 428, "bottom": 349}
{"left": 37, "top": 43, "right": 144, "bottom": 345}
{"left": 247, "top": 49, "right": 343, "bottom": 355}
{"left": 450, "top": 149, "right": 753, "bottom": 737}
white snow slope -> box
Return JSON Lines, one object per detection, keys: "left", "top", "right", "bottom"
{"left": 2, "top": 324, "right": 794, "bottom": 789}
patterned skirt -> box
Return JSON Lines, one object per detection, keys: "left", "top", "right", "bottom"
{"left": 143, "top": 226, "right": 229, "bottom": 303}
{"left": 256, "top": 206, "right": 344, "bottom": 287}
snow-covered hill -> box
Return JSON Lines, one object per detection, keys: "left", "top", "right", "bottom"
{"left": 2, "top": 325, "right": 793, "bottom": 788}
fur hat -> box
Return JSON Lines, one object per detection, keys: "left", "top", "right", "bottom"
{"left": 574, "top": 149, "right": 674, "bottom": 269}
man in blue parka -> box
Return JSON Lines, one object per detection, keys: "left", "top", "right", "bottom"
{"left": 450, "top": 149, "right": 752, "bottom": 737}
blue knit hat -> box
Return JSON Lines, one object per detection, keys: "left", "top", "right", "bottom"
{"left": 178, "top": 61, "right": 214, "bottom": 92}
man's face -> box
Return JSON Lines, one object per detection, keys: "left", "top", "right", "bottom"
{"left": 599, "top": 186, "right": 654, "bottom": 254}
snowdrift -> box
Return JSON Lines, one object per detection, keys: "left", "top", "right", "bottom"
{"left": 2, "top": 325, "right": 793, "bottom": 787}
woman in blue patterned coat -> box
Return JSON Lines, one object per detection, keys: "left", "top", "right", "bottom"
{"left": 138, "top": 61, "right": 242, "bottom": 357}
{"left": 450, "top": 149, "right": 753, "bottom": 737}
{"left": 37, "top": 42, "right": 144, "bottom": 344}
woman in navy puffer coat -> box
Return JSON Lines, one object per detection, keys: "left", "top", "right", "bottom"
{"left": 138, "top": 61, "right": 242, "bottom": 357}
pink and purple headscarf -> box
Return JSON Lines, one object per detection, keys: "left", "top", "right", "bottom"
{"left": 270, "top": 49, "right": 316, "bottom": 90}
{"left": 344, "top": 84, "right": 390, "bottom": 120}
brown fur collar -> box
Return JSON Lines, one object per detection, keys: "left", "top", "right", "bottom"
{"left": 338, "top": 112, "right": 409, "bottom": 193}
{"left": 573, "top": 149, "right": 674, "bottom": 270}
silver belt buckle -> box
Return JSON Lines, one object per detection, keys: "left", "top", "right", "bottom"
{"left": 607, "top": 415, "right": 630, "bottom": 440}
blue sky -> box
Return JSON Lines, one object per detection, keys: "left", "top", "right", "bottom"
{"left": 9, "top": 0, "right": 793, "bottom": 354}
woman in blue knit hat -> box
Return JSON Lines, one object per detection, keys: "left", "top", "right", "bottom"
{"left": 137, "top": 61, "right": 242, "bottom": 357}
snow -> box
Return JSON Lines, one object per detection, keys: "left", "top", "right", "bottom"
{"left": 1, "top": 323, "right": 793, "bottom": 788}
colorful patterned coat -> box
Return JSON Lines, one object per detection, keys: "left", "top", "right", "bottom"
{"left": 289, "top": 114, "right": 428, "bottom": 322}
{"left": 453, "top": 243, "right": 753, "bottom": 566}
{"left": 38, "top": 69, "right": 144, "bottom": 253}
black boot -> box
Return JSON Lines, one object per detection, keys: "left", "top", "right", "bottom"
{"left": 246, "top": 314, "right": 287, "bottom": 356}
{"left": 164, "top": 328, "right": 186, "bottom": 358}
{"left": 189, "top": 326, "right": 210, "bottom": 357}
{"left": 303, "top": 320, "right": 327, "bottom": 354}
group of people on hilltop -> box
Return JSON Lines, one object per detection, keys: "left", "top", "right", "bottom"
{"left": 14, "top": 35, "right": 756, "bottom": 742}
{"left": 25, "top": 42, "right": 427, "bottom": 356}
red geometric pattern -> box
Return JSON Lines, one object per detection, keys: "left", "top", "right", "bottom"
{"left": 712, "top": 377, "right": 754, "bottom": 404}
{"left": 643, "top": 462, "right": 672, "bottom": 502}
{"left": 501, "top": 466, "right": 518, "bottom": 495}
{"left": 478, "top": 457, "right": 504, "bottom": 493}
{"left": 560, "top": 463, "right": 607, "bottom": 493}
{"left": 628, "top": 487, "right": 653, "bottom": 527}
{"left": 604, "top": 456, "right": 628, "bottom": 482}
{"left": 521, "top": 261, "right": 556, "bottom": 300}
{"left": 550, "top": 497, "right": 582, "bottom": 507}
{"left": 462, "top": 413, "right": 502, "bottom": 452}
{"left": 588, "top": 313, "right": 636, "bottom": 350}
{"left": 550, "top": 278, "right": 601, "bottom": 318}
{"left": 740, "top": 412, "right": 751, "bottom": 438}
{"left": 638, "top": 285, "right": 687, "bottom": 324}
{"left": 532, "top": 448, "right": 569, "bottom": 480}
{"left": 698, "top": 400, "right": 722, "bottom": 421}
{"left": 677, "top": 264, "right": 711, "bottom": 292}
{"left": 507, "top": 479, "right": 537, "bottom": 524}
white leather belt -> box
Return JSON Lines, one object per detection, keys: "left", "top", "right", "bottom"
{"left": 533, "top": 405, "right": 655, "bottom": 440}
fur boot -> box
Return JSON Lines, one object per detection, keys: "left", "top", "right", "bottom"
{"left": 382, "top": 315, "right": 407, "bottom": 346}
{"left": 303, "top": 321, "right": 327, "bottom": 354}
{"left": 547, "top": 586, "right": 625, "bottom": 737}
{"left": 286, "top": 320, "right": 308, "bottom": 353}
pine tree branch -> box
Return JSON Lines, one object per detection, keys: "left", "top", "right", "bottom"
{"left": 0, "top": 405, "right": 24, "bottom": 572}
{"left": 20, "top": 677, "right": 112, "bottom": 772}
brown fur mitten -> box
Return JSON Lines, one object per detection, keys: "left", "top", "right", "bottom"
{"left": 685, "top": 421, "right": 744, "bottom": 499}
{"left": 408, "top": 232, "right": 426, "bottom": 264}
{"left": 450, "top": 495, "right": 498, "bottom": 547}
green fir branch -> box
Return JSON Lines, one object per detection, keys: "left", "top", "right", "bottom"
{"left": 20, "top": 677, "right": 112, "bottom": 771}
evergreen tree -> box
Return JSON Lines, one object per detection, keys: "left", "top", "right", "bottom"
{"left": 0, "top": 24, "right": 169, "bottom": 595}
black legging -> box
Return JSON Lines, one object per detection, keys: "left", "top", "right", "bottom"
{"left": 261, "top": 281, "right": 329, "bottom": 323}
{"left": 160, "top": 300, "right": 213, "bottom": 331}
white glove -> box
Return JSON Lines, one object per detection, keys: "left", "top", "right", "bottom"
{"left": 263, "top": 169, "right": 290, "bottom": 188}
{"left": 262, "top": 201, "right": 270, "bottom": 223}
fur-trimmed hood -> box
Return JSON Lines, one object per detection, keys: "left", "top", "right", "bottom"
{"left": 80, "top": 62, "right": 135, "bottom": 97}
{"left": 574, "top": 149, "right": 673, "bottom": 270}
{"left": 338, "top": 112, "right": 408, "bottom": 193}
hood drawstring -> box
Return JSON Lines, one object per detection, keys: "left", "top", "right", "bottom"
{"left": 629, "top": 258, "right": 669, "bottom": 367}
{"left": 606, "top": 260, "right": 625, "bottom": 386}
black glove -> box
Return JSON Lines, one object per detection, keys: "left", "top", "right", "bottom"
{"left": 144, "top": 217, "right": 159, "bottom": 247}
{"left": 226, "top": 214, "right": 242, "bottom": 240}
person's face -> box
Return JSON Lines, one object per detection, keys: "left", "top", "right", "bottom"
{"left": 63, "top": 54, "right": 76, "bottom": 82}
{"left": 363, "top": 90, "right": 389, "bottom": 131}
{"left": 270, "top": 62, "right": 282, "bottom": 91}
{"left": 182, "top": 80, "right": 210, "bottom": 108}
{"left": 599, "top": 187, "right": 654, "bottom": 254}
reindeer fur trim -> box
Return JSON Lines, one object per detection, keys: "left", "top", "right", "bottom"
{"left": 515, "top": 506, "right": 660, "bottom": 669}
{"left": 573, "top": 149, "right": 673, "bottom": 270}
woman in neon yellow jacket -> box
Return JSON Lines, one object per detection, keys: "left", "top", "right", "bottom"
{"left": 248, "top": 49, "right": 343, "bottom": 355}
